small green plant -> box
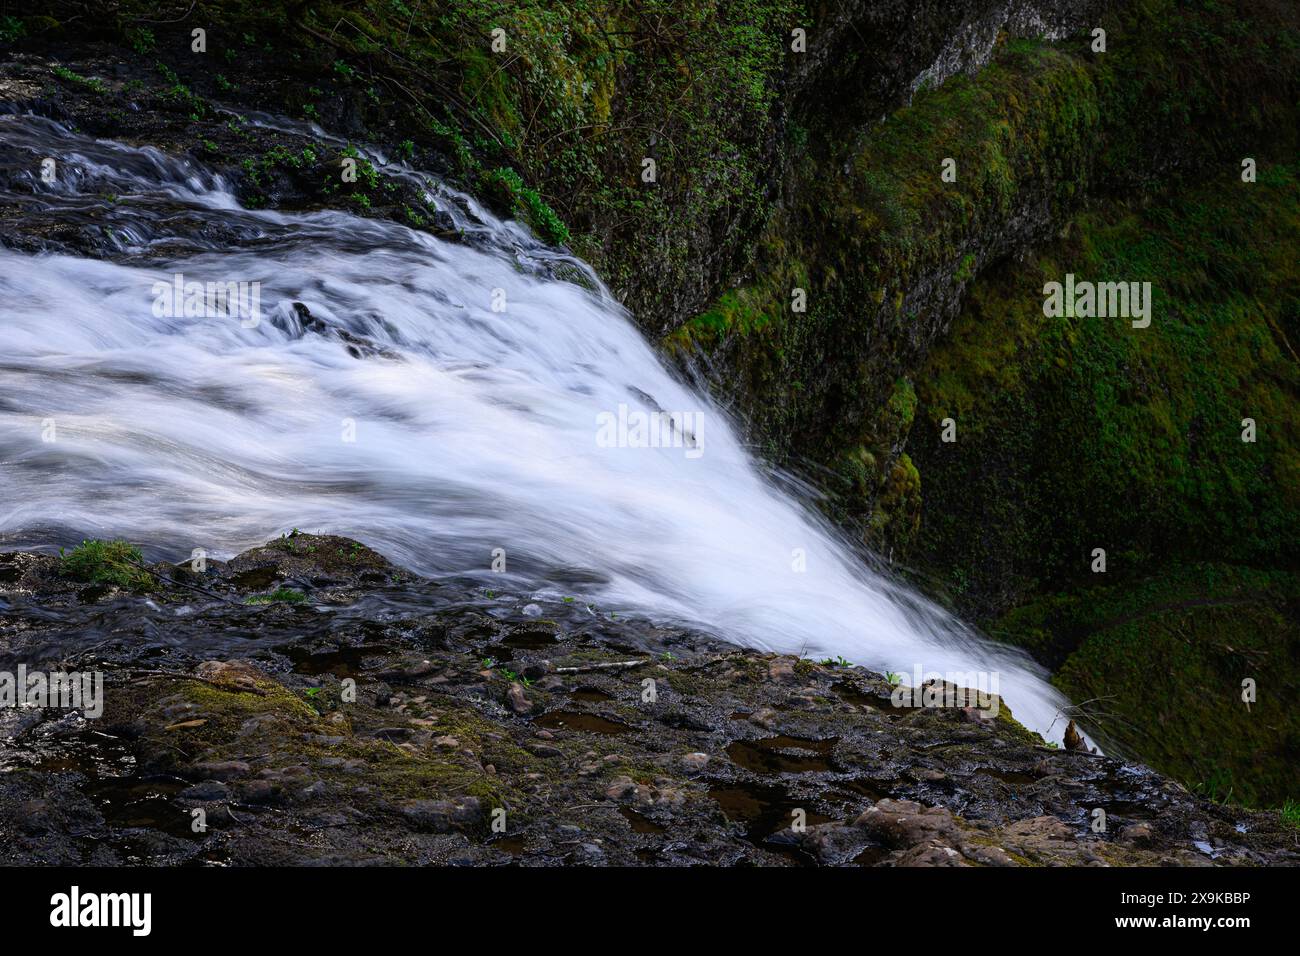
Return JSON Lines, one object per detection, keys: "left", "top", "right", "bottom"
{"left": 821, "top": 655, "right": 852, "bottom": 668}
{"left": 52, "top": 65, "right": 107, "bottom": 95}
{"left": 0, "top": 15, "right": 26, "bottom": 43}
{"left": 1279, "top": 799, "right": 1300, "bottom": 829}
{"left": 954, "top": 251, "right": 977, "bottom": 283}
{"left": 59, "top": 539, "right": 152, "bottom": 589}
{"left": 483, "top": 166, "right": 569, "bottom": 246}
{"left": 245, "top": 587, "right": 307, "bottom": 605}
{"left": 126, "top": 27, "right": 156, "bottom": 54}
{"left": 154, "top": 62, "right": 206, "bottom": 117}
{"left": 884, "top": 671, "right": 901, "bottom": 687}
{"left": 1194, "top": 769, "right": 1238, "bottom": 805}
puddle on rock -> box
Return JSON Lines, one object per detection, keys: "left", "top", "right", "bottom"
{"left": 490, "top": 835, "right": 527, "bottom": 856}
{"left": 0, "top": 558, "right": 22, "bottom": 583}
{"left": 11, "top": 728, "right": 204, "bottom": 853}
{"left": 726, "top": 735, "right": 838, "bottom": 774}
{"left": 832, "top": 681, "right": 901, "bottom": 716}
{"left": 1101, "top": 799, "right": 1160, "bottom": 821}
{"left": 286, "top": 643, "right": 389, "bottom": 678}
{"left": 89, "top": 775, "right": 195, "bottom": 838}
{"left": 619, "top": 807, "right": 666, "bottom": 834}
{"left": 231, "top": 566, "right": 281, "bottom": 589}
{"left": 497, "top": 626, "right": 560, "bottom": 649}
{"left": 975, "top": 767, "right": 1037, "bottom": 786}
{"left": 831, "top": 777, "right": 891, "bottom": 804}
{"left": 707, "top": 781, "right": 833, "bottom": 855}
{"left": 533, "top": 710, "right": 632, "bottom": 735}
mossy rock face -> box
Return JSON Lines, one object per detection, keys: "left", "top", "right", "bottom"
{"left": 670, "top": 0, "right": 1300, "bottom": 545}
{"left": 991, "top": 565, "right": 1300, "bottom": 808}
{"left": 912, "top": 165, "right": 1300, "bottom": 618}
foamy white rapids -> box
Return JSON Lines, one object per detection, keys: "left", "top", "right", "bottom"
{"left": 0, "top": 111, "right": 1075, "bottom": 742}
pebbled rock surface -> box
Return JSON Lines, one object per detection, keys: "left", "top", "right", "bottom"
{"left": 1, "top": 533, "right": 1296, "bottom": 866}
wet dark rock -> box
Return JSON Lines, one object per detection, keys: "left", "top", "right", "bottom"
{"left": 192, "top": 760, "right": 251, "bottom": 782}
{"left": 507, "top": 682, "right": 532, "bottom": 715}
{"left": 1118, "top": 823, "right": 1154, "bottom": 846}
{"left": 1, "top": 531, "right": 1297, "bottom": 866}
{"left": 239, "top": 780, "right": 281, "bottom": 805}
{"left": 681, "top": 752, "right": 710, "bottom": 773}
{"left": 179, "top": 780, "right": 230, "bottom": 801}
{"left": 856, "top": 799, "right": 960, "bottom": 848}
{"left": 401, "top": 797, "right": 482, "bottom": 833}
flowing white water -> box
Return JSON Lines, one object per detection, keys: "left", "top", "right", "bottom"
{"left": 0, "top": 111, "right": 1073, "bottom": 741}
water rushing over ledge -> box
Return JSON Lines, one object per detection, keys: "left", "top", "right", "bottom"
{"left": 0, "top": 110, "right": 1074, "bottom": 742}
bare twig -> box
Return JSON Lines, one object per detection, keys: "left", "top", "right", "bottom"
{"left": 553, "top": 659, "right": 649, "bottom": 674}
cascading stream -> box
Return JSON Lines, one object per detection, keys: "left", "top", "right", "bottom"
{"left": 0, "top": 111, "right": 1075, "bottom": 742}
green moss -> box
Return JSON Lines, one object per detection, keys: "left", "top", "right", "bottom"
{"left": 88, "top": 0, "right": 800, "bottom": 276}
{"left": 59, "top": 539, "right": 152, "bottom": 590}
{"left": 670, "top": 32, "right": 1107, "bottom": 500}
{"left": 672, "top": 0, "right": 1299, "bottom": 547}
{"left": 667, "top": 286, "right": 778, "bottom": 350}
{"left": 52, "top": 64, "right": 107, "bottom": 94}
{"left": 133, "top": 668, "right": 516, "bottom": 824}
{"left": 914, "top": 164, "right": 1300, "bottom": 617}
{"left": 867, "top": 452, "right": 921, "bottom": 549}
{"left": 0, "top": 15, "right": 26, "bottom": 43}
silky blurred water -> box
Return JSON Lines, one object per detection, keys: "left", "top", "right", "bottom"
{"left": 0, "top": 111, "right": 1074, "bottom": 741}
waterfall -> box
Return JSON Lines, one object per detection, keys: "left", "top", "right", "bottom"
{"left": 0, "top": 110, "right": 1073, "bottom": 742}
